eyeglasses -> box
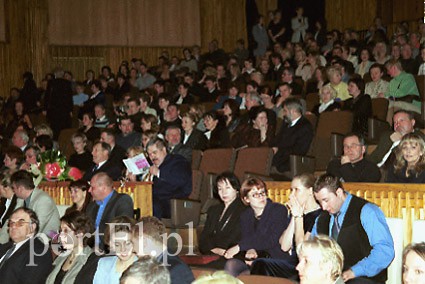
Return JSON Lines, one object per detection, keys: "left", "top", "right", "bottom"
{"left": 343, "top": 144, "right": 362, "bottom": 150}
{"left": 8, "top": 219, "right": 31, "bottom": 228}
{"left": 249, "top": 191, "right": 267, "bottom": 198}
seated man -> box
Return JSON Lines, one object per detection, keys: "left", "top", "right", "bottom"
{"left": 368, "top": 110, "right": 425, "bottom": 168}
{"left": 11, "top": 170, "right": 60, "bottom": 236}
{"left": 82, "top": 141, "right": 122, "bottom": 181}
{"left": 311, "top": 174, "right": 395, "bottom": 283}
{"left": 385, "top": 59, "right": 421, "bottom": 123}
{"left": 0, "top": 208, "right": 53, "bottom": 283}
{"left": 160, "top": 104, "right": 182, "bottom": 134}
{"left": 146, "top": 138, "right": 192, "bottom": 219}
{"left": 165, "top": 125, "right": 192, "bottom": 163}
{"left": 327, "top": 133, "right": 381, "bottom": 182}
{"left": 131, "top": 216, "right": 194, "bottom": 284}
{"left": 115, "top": 115, "right": 141, "bottom": 150}
{"left": 86, "top": 172, "right": 134, "bottom": 250}
{"left": 100, "top": 129, "right": 126, "bottom": 170}
{"left": 271, "top": 98, "right": 314, "bottom": 173}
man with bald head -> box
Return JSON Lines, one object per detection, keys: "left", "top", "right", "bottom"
{"left": 86, "top": 172, "right": 134, "bottom": 251}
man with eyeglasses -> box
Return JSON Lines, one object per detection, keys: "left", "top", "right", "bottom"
{"left": 0, "top": 207, "right": 52, "bottom": 283}
{"left": 10, "top": 170, "right": 60, "bottom": 237}
{"left": 327, "top": 133, "right": 381, "bottom": 182}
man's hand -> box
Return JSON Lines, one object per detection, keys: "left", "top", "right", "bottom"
{"left": 340, "top": 155, "right": 350, "bottom": 165}
{"left": 224, "top": 245, "right": 239, "bottom": 259}
{"left": 211, "top": 248, "right": 226, "bottom": 256}
{"left": 245, "top": 249, "right": 258, "bottom": 260}
{"left": 149, "top": 165, "right": 160, "bottom": 177}
{"left": 342, "top": 269, "right": 355, "bottom": 282}
{"left": 390, "top": 131, "right": 402, "bottom": 142}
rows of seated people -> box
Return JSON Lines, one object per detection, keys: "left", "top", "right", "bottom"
{"left": 0, "top": 168, "right": 424, "bottom": 284}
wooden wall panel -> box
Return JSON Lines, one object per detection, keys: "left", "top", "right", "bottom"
{"left": 256, "top": 0, "right": 277, "bottom": 19}
{"left": 325, "top": 0, "right": 377, "bottom": 31}
{"left": 392, "top": 0, "right": 423, "bottom": 23}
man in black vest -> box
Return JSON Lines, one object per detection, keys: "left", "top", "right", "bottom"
{"left": 311, "top": 174, "right": 394, "bottom": 284}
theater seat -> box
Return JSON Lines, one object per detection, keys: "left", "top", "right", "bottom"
{"left": 237, "top": 275, "right": 293, "bottom": 284}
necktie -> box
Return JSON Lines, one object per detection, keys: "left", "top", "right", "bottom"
{"left": 331, "top": 212, "right": 341, "bottom": 240}
{"left": 0, "top": 244, "right": 16, "bottom": 270}
{"left": 92, "top": 164, "right": 99, "bottom": 172}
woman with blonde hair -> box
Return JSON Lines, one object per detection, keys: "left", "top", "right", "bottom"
{"left": 326, "top": 66, "right": 350, "bottom": 101}
{"left": 310, "top": 85, "right": 341, "bottom": 116}
{"left": 386, "top": 133, "right": 425, "bottom": 183}
{"left": 296, "top": 235, "right": 344, "bottom": 284}
{"left": 402, "top": 242, "right": 425, "bottom": 284}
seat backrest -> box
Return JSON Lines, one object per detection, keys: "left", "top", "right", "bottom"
{"left": 58, "top": 128, "right": 78, "bottom": 159}
{"left": 311, "top": 111, "right": 353, "bottom": 170}
{"left": 191, "top": 149, "right": 203, "bottom": 170}
{"left": 233, "top": 147, "right": 274, "bottom": 181}
{"left": 305, "top": 113, "right": 318, "bottom": 130}
{"left": 305, "top": 92, "right": 319, "bottom": 112}
{"left": 371, "top": 98, "right": 389, "bottom": 121}
{"left": 415, "top": 75, "right": 424, "bottom": 101}
{"left": 190, "top": 170, "right": 203, "bottom": 200}
{"left": 199, "top": 148, "right": 236, "bottom": 175}
{"left": 237, "top": 275, "right": 293, "bottom": 284}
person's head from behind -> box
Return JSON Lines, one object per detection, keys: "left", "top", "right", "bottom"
{"left": 120, "top": 256, "right": 170, "bottom": 284}
{"left": 402, "top": 242, "right": 425, "bottom": 284}
{"left": 395, "top": 133, "right": 425, "bottom": 172}
{"left": 131, "top": 216, "right": 166, "bottom": 257}
{"left": 8, "top": 207, "right": 39, "bottom": 243}
{"left": 393, "top": 110, "right": 415, "bottom": 135}
{"left": 296, "top": 235, "right": 344, "bottom": 284}
{"left": 34, "top": 123, "right": 54, "bottom": 139}
{"left": 35, "top": 134, "right": 53, "bottom": 153}
{"left": 215, "top": 172, "right": 241, "bottom": 206}
{"left": 105, "top": 216, "right": 136, "bottom": 261}
{"left": 59, "top": 211, "right": 93, "bottom": 251}
{"left": 192, "top": 271, "right": 242, "bottom": 284}
{"left": 313, "top": 174, "right": 346, "bottom": 215}
{"left": 89, "top": 172, "right": 113, "bottom": 201}
{"left": 343, "top": 133, "right": 366, "bottom": 163}
{"left": 11, "top": 170, "right": 35, "bottom": 199}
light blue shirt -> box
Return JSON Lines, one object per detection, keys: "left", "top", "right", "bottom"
{"left": 311, "top": 193, "right": 395, "bottom": 278}
{"left": 73, "top": 93, "right": 89, "bottom": 105}
{"left": 93, "top": 255, "right": 137, "bottom": 284}
{"left": 95, "top": 191, "right": 114, "bottom": 245}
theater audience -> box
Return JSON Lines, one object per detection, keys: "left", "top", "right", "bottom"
{"left": 224, "top": 178, "right": 289, "bottom": 277}
{"left": 46, "top": 211, "right": 98, "bottom": 284}
{"left": 199, "top": 172, "right": 247, "bottom": 268}
{"left": 402, "top": 242, "right": 425, "bottom": 284}
{"left": 386, "top": 133, "right": 425, "bottom": 183}
{"left": 93, "top": 216, "right": 137, "bottom": 284}
{"left": 296, "top": 235, "right": 344, "bottom": 284}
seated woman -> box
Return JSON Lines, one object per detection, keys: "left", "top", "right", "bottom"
{"left": 141, "top": 113, "right": 160, "bottom": 134}
{"left": 250, "top": 174, "right": 322, "bottom": 279}
{"left": 203, "top": 111, "right": 231, "bottom": 149}
{"left": 310, "top": 85, "right": 341, "bottom": 117}
{"left": 68, "top": 132, "right": 93, "bottom": 173}
{"left": 326, "top": 66, "right": 350, "bottom": 101}
{"left": 65, "top": 180, "right": 92, "bottom": 215}
{"left": 364, "top": 63, "right": 389, "bottom": 98}
{"left": 79, "top": 112, "right": 100, "bottom": 144}
{"left": 1, "top": 146, "right": 23, "bottom": 176}
{"left": 343, "top": 76, "right": 372, "bottom": 136}
{"left": 189, "top": 104, "right": 207, "bottom": 132}
{"left": 305, "top": 66, "right": 327, "bottom": 95}
{"left": 175, "top": 82, "right": 195, "bottom": 105}
{"left": 402, "top": 242, "right": 425, "bottom": 284}
{"left": 46, "top": 211, "right": 99, "bottom": 284}
{"left": 296, "top": 235, "right": 344, "bottom": 284}
{"left": 224, "top": 178, "right": 289, "bottom": 277}
{"left": 93, "top": 216, "right": 138, "bottom": 284}
{"left": 0, "top": 173, "right": 24, "bottom": 244}
{"left": 199, "top": 172, "right": 247, "bottom": 268}
{"left": 222, "top": 99, "right": 241, "bottom": 133}
{"left": 355, "top": 47, "right": 374, "bottom": 78}
{"left": 181, "top": 112, "right": 207, "bottom": 151}
{"left": 231, "top": 106, "right": 275, "bottom": 149}
{"left": 386, "top": 133, "right": 425, "bottom": 183}
{"left": 259, "top": 86, "right": 280, "bottom": 116}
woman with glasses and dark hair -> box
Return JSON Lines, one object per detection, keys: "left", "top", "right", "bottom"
{"left": 46, "top": 211, "right": 98, "bottom": 284}
{"left": 199, "top": 172, "right": 247, "bottom": 269}
{"left": 64, "top": 180, "right": 92, "bottom": 215}
{"left": 224, "top": 178, "right": 289, "bottom": 277}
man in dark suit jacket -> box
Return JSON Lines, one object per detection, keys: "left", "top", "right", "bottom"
{"left": 272, "top": 98, "right": 314, "bottom": 173}
{"left": 44, "top": 68, "right": 73, "bottom": 140}
{"left": 132, "top": 216, "right": 194, "bottom": 284}
{"left": 165, "top": 125, "right": 192, "bottom": 163}
{"left": 86, "top": 172, "right": 134, "bottom": 251}
{"left": 80, "top": 79, "right": 106, "bottom": 119}
{"left": 146, "top": 138, "right": 192, "bottom": 219}
{"left": 100, "top": 129, "right": 126, "bottom": 170}
{"left": 0, "top": 207, "right": 52, "bottom": 284}
{"left": 0, "top": 189, "right": 24, "bottom": 244}
{"left": 83, "top": 141, "right": 123, "bottom": 181}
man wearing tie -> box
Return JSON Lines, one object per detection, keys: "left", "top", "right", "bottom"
{"left": 82, "top": 141, "right": 122, "bottom": 181}
{"left": 311, "top": 174, "right": 394, "bottom": 283}
{"left": 0, "top": 207, "right": 52, "bottom": 283}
